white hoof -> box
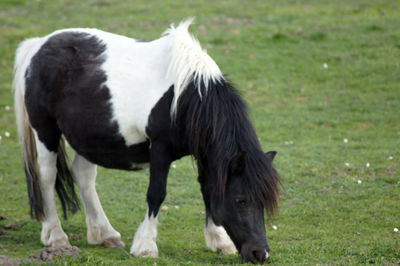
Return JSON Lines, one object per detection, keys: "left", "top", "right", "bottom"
{"left": 86, "top": 221, "right": 122, "bottom": 246}
{"left": 130, "top": 238, "right": 158, "bottom": 258}
{"left": 204, "top": 218, "right": 237, "bottom": 254}
{"left": 41, "top": 224, "right": 70, "bottom": 247}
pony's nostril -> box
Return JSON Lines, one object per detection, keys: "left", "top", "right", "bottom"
{"left": 251, "top": 249, "right": 267, "bottom": 263}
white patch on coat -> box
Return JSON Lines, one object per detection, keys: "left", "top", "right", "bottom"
{"left": 13, "top": 37, "right": 44, "bottom": 95}
{"left": 204, "top": 217, "right": 237, "bottom": 254}
{"left": 130, "top": 211, "right": 159, "bottom": 257}
{"left": 164, "top": 18, "right": 224, "bottom": 112}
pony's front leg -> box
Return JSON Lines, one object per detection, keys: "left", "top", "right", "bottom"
{"left": 130, "top": 142, "right": 171, "bottom": 258}
{"left": 72, "top": 154, "right": 124, "bottom": 247}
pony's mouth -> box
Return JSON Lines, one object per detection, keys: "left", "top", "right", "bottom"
{"left": 240, "top": 243, "right": 269, "bottom": 264}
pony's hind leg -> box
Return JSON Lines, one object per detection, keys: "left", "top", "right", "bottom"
{"left": 35, "top": 135, "right": 70, "bottom": 247}
{"left": 71, "top": 153, "right": 124, "bottom": 247}
{"left": 204, "top": 215, "right": 237, "bottom": 254}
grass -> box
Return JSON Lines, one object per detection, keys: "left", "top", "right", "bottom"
{"left": 0, "top": 0, "right": 399, "bottom": 264}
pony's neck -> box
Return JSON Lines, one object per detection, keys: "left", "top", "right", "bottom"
{"left": 174, "top": 78, "right": 261, "bottom": 190}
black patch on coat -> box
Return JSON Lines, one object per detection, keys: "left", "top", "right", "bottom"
{"left": 146, "top": 85, "right": 189, "bottom": 159}
{"left": 25, "top": 31, "right": 149, "bottom": 170}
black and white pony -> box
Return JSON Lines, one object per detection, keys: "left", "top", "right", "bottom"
{"left": 13, "top": 19, "right": 280, "bottom": 263}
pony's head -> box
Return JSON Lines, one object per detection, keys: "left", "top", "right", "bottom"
{"left": 207, "top": 150, "right": 280, "bottom": 263}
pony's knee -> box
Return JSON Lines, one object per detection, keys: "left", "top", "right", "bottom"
{"left": 146, "top": 186, "right": 166, "bottom": 213}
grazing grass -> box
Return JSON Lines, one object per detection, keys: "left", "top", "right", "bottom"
{"left": 0, "top": 0, "right": 399, "bottom": 264}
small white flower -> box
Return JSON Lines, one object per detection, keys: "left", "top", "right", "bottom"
{"left": 5, "top": 132, "right": 10, "bottom": 137}
{"left": 343, "top": 138, "right": 348, "bottom": 143}
{"left": 366, "top": 163, "right": 370, "bottom": 168}
{"left": 345, "top": 162, "right": 350, "bottom": 167}
{"left": 388, "top": 156, "right": 393, "bottom": 160}
{"left": 323, "top": 63, "right": 328, "bottom": 69}
{"left": 5, "top": 106, "right": 10, "bottom": 111}
{"left": 172, "top": 164, "right": 176, "bottom": 169}
{"left": 174, "top": 205, "right": 179, "bottom": 209}
{"left": 272, "top": 225, "right": 277, "bottom": 230}
{"left": 161, "top": 205, "right": 168, "bottom": 211}
{"left": 357, "top": 180, "right": 362, "bottom": 184}
{"left": 394, "top": 227, "right": 399, "bottom": 232}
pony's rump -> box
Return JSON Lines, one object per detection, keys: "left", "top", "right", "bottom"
{"left": 13, "top": 37, "right": 80, "bottom": 220}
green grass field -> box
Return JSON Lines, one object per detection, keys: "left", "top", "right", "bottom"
{"left": 0, "top": 0, "right": 399, "bottom": 264}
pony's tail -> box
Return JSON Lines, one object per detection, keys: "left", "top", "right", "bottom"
{"left": 14, "top": 37, "right": 44, "bottom": 221}
{"left": 55, "top": 138, "right": 80, "bottom": 219}
{"left": 13, "top": 38, "right": 80, "bottom": 221}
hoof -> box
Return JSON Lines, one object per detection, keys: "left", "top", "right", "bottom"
{"left": 103, "top": 238, "right": 126, "bottom": 248}
{"left": 217, "top": 244, "right": 237, "bottom": 254}
{"left": 133, "top": 249, "right": 158, "bottom": 258}
{"left": 130, "top": 238, "right": 158, "bottom": 258}
{"left": 204, "top": 218, "right": 237, "bottom": 255}
{"left": 50, "top": 239, "right": 71, "bottom": 248}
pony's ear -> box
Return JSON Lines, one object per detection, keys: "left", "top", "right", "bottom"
{"left": 265, "top": 151, "right": 277, "bottom": 161}
{"left": 232, "top": 151, "right": 247, "bottom": 175}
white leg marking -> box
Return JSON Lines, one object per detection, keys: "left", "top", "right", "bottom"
{"left": 130, "top": 211, "right": 159, "bottom": 257}
{"left": 204, "top": 217, "right": 237, "bottom": 254}
{"left": 72, "top": 154, "right": 123, "bottom": 247}
{"left": 35, "top": 134, "right": 70, "bottom": 247}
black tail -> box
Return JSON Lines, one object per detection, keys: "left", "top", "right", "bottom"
{"left": 55, "top": 138, "right": 80, "bottom": 219}
{"left": 23, "top": 126, "right": 44, "bottom": 220}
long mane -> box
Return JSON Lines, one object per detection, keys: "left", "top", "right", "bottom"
{"left": 176, "top": 79, "right": 281, "bottom": 214}
{"left": 167, "top": 19, "right": 280, "bottom": 214}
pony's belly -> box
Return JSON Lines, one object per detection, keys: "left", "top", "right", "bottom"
{"left": 67, "top": 135, "right": 151, "bottom": 171}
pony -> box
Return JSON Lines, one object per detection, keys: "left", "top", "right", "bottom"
{"left": 13, "top": 19, "right": 280, "bottom": 263}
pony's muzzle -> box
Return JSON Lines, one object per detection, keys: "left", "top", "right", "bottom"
{"left": 241, "top": 243, "right": 270, "bottom": 264}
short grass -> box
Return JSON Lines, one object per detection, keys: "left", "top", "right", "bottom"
{"left": 0, "top": 0, "right": 399, "bottom": 264}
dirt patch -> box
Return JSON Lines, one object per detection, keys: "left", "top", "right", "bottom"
{"left": 40, "top": 246, "right": 80, "bottom": 262}
{"left": 0, "top": 254, "right": 41, "bottom": 265}
{"left": 4, "top": 223, "right": 18, "bottom": 230}
{"left": 0, "top": 246, "right": 80, "bottom": 265}
{"left": 0, "top": 255, "right": 22, "bottom": 265}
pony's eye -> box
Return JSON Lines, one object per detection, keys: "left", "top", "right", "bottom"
{"left": 235, "top": 198, "right": 247, "bottom": 206}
